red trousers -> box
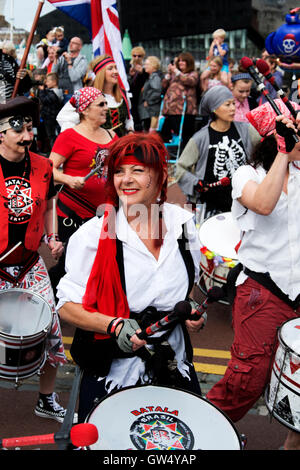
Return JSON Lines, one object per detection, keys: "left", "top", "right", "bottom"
{"left": 206, "top": 277, "right": 299, "bottom": 422}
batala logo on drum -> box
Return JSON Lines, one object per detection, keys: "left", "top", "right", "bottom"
{"left": 129, "top": 405, "right": 194, "bottom": 450}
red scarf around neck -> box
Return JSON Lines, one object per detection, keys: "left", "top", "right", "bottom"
{"left": 82, "top": 203, "right": 130, "bottom": 340}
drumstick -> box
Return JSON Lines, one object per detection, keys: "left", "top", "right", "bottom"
{"left": 83, "top": 164, "right": 103, "bottom": 182}
{"left": 0, "top": 242, "right": 22, "bottom": 262}
{"left": 111, "top": 122, "right": 123, "bottom": 131}
{"left": 136, "top": 301, "right": 191, "bottom": 340}
{"left": 52, "top": 198, "right": 56, "bottom": 248}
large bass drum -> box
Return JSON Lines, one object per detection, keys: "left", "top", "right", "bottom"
{"left": 0, "top": 288, "right": 53, "bottom": 381}
{"left": 265, "top": 317, "right": 300, "bottom": 432}
{"left": 85, "top": 385, "right": 242, "bottom": 450}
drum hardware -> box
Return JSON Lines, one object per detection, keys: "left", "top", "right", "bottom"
{"left": 63, "top": 217, "right": 75, "bottom": 228}
{"left": 265, "top": 317, "right": 300, "bottom": 432}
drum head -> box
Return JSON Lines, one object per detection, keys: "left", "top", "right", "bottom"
{"left": 279, "top": 318, "right": 300, "bottom": 358}
{"left": 0, "top": 288, "right": 52, "bottom": 338}
{"left": 199, "top": 212, "right": 240, "bottom": 259}
{"left": 86, "top": 385, "right": 242, "bottom": 450}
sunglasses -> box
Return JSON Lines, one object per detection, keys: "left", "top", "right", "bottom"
{"left": 133, "top": 54, "right": 142, "bottom": 58}
{"left": 95, "top": 101, "right": 108, "bottom": 107}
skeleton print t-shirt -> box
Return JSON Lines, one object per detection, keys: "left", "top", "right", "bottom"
{"left": 202, "top": 124, "right": 247, "bottom": 212}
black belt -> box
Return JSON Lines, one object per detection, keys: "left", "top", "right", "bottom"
{"left": 57, "top": 199, "right": 91, "bottom": 227}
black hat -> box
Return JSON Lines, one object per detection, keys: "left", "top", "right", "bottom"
{"left": 0, "top": 96, "right": 39, "bottom": 130}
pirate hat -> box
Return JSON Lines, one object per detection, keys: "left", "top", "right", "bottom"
{"left": 0, "top": 96, "right": 39, "bottom": 131}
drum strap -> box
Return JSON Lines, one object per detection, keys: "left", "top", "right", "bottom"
{"left": 0, "top": 252, "right": 39, "bottom": 286}
{"left": 243, "top": 267, "right": 300, "bottom": 310}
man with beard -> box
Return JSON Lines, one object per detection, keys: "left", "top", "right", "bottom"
{"left": 0, "top": 96, "right": 75, "bottom": 423}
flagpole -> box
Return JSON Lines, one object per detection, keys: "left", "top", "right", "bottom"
{"left": 12, "top": 0, "right": 45, "bottom": 98}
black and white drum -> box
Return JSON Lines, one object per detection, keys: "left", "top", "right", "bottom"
{"left": 265, "top": 317, "right": 300, "bottom": 432}
{"left": 85, "top": 385, "right": 242, "bottom": 450}
{"left": 198, "top": 212, "right": 240, "bottom": 298}
{"left": 0, "top": 288, "right": 53, "bottom": 381}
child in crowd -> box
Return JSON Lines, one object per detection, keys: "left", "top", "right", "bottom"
{"left": 207, "top": 28, "right": 230, "bottom": 86}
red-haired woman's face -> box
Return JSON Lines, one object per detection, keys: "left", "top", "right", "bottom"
{"left": 113, "top": 163, "right": 161, "bottom": 210}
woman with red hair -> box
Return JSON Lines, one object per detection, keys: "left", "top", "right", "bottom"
{"left": 56, "top": 132, "right": 204, "bottom": 422}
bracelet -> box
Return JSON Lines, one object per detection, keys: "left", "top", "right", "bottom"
{"left": 107, "top": 317, "right": 124, "bottom": 338}
{"left": 47, "top": 233, "right": 61, "bottom": 243}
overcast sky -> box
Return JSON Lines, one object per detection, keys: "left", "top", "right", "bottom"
{"left": 4, "top": 0, "right": 55, "bottom": 31}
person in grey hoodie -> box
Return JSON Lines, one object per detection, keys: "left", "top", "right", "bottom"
{"left": 176, "top": 85, "right": 253, "bottom": 218}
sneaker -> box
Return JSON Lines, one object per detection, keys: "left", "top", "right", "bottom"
{"left": 34, "top": 392, "right": 78, "bottom": 424}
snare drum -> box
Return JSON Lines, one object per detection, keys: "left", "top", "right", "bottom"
{"left": 265, "top": 317, "right": 300, "bottom": 432}
{"left": 198, "top": 212, "right": 240, "bottom": 295}
{"left": 0, "top": 288, "right": 53, "bottom": 381}
{"left": 85, "top": 385, "right": 242, "bottom": 450}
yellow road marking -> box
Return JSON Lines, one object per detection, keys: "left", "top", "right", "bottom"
{"left": 193, "top": 348, "right": 231, "bottom": 359}
{"left": 194, "top": 363, "right": 227, "bottom": 375}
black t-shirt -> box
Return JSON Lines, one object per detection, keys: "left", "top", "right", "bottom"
{"left": 201, "top": 123, "right": 247, "bottom": 212}
{"left": 0, "top": 153, "right": 56, "bottom": 244}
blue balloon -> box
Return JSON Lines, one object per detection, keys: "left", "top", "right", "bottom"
{"left": 265, "top": 10, "right": 300, "bottom": 63}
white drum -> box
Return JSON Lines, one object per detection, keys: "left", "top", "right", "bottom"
{"left": 86, "top": 385, "right": 242, "bottom": 450}
{"left": 265, "top": 317, "right": 300, "bottom": 432}
{"left": 198, "top": 212, "right": 240, "bottom": 295}
{"left": 0, "top": 288, "right": 53, "bottom": 381}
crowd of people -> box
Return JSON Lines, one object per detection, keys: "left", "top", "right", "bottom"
{"left": 0, "top": 24, "right": 300, "bottom": 451}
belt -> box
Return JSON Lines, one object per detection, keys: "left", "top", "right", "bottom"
{"left": 57, "top": 199, "right": 91, "bottom": 227}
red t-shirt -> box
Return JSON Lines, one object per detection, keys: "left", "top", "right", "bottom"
{"left": 52, "top": 128, "right": 118, "bottom": 219}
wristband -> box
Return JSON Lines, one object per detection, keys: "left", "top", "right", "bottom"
{"left": 47, "top": 233, "right": 61, "bottom": 244}
{"left": 107, "top": 317, "right": 124, "bottom": 337}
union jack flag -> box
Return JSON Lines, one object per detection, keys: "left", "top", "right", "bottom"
{"left": 47, "top": 0, "right": 129, "bottom": 90}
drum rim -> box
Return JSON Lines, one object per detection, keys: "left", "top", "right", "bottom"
{"left": 0, "top": 287, "right": 53, "bottom": 339}
{"left": 278, "top": 317, "right": 300, "bottom": 359}
{"left": 85, "top": 383, "right": 243, "bottom": 450}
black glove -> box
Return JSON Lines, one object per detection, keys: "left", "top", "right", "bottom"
{"left": 275, "top": 120, "right": 298, "bottom": 154}
{"left": 195, "top": 179, "right": 207, "bottom": 193}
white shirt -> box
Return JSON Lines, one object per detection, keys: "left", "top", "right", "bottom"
{"left": 56, "top": 202, "right": 201, "bottom": 389}
{"left": 231, "top": 163, "right": 300, "bottom": 301}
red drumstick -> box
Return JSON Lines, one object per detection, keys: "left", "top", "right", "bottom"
{"left": 0, "top": 423, "right": 98, "bottom": 449}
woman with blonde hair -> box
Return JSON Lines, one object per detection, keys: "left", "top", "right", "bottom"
{"left": 138, "top": 55, "right": 162, "bottom": 131}
{"left": 88, "top": 54, "right": 134, "bottom": 136}
{"left": 57, "top": 54, "right": 134, "bottom": 136}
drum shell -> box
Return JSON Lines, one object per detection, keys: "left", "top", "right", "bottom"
{"left": 198, "top": 212, "right": 240, "bottom": 297}
{"left": 85, "top": 384, "right": 242, "bottom": 450}
{"left": 265, "top": 318, "right": 300, "bottom": 432}
{"left": 0, "top": 288, "right": 52, "bottom": 380}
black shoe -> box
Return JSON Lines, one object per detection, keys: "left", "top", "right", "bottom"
{"left": 34, "top": 392, "right": 78, "bottom": 424}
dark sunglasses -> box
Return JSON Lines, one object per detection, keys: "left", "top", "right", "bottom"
{"left": 133, "top": 54, "right": 142, "bottom": 58}
{"left": 96, "top": 101, "right": 108, "bottom": 107}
